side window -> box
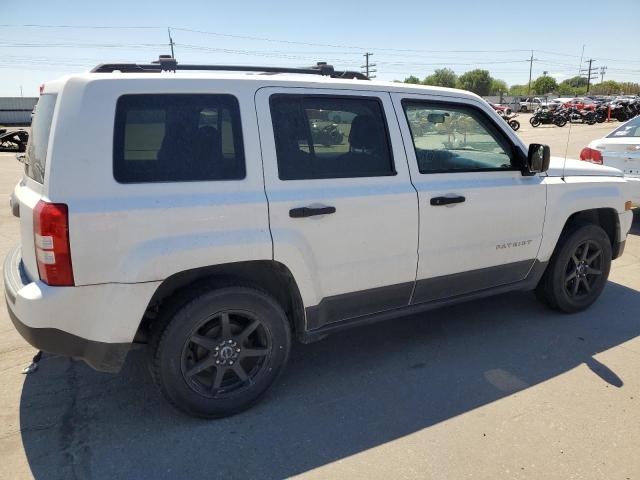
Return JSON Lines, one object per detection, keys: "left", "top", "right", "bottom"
{"left": 114, "top": 94, "right": 245, "bottom": 183}
{"left": 402, "top": 101, "right": 515, "bottom": 174}
{"left": 269, "top": 95, "right": 395, "bottom": 180}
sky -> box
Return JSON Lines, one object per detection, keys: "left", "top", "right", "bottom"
{"left": 1, "top": 0, "right": 639, "bottom": 96}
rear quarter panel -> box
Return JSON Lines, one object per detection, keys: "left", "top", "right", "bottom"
{"left": 47, "top": 77, "right": 272, "bottom": 285}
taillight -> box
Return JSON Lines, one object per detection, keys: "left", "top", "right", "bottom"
{"left": 33, "top": 200, "right": 74, "bottom": 286}
{"left": 579, "top": 147, "right": 603, "bottom": 165}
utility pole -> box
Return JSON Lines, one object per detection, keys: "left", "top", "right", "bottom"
{"left": 361, "top": 52, "right": 376, "bottom": 79}
{"left": 600, "top": 65, "right": 607, "bottom": 83}
{"left": 580, "top": 59, "right": 597, "bottom": 94}
{"left": 167, "top": 27, "right": 175, "bottom": 58}
{"left": 19, "top": 85, "right": 23, "bottom": 97}
{"left": 527, "top": 50, "right": 538, "bottom": 95}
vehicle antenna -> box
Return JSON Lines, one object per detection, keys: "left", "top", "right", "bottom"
{"left": 562, "top": 109, "right": 573, "bottom": 180}
{"left": 168, "top": 27, "right": 175, "bottom": 58}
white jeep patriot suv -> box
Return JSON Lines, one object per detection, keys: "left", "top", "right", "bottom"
{"left": 4, "top": 58, "right": 634, "bottom": 418}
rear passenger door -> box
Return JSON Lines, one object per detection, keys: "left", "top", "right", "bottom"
{"left": 255, "top": 88, "right": 418, "bottom": 330}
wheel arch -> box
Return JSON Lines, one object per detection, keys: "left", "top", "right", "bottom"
{"left": 559, "top": 207, "right": 621, "bottom": 257}
{"left": 136, "top": 261, "right": 306, "bottom": 343}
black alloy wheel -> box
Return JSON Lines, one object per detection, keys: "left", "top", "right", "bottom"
{"left": 181, "top": 310, "right": 271, "bottom": 398}
{"left": 150, "top": 285, "right": 291, "bottom": 418}
{"left": 536, "top": 223, "right": 612, "bottom": 313}
{"left": 563, "top": 240, "right": 604, "bottom": 300}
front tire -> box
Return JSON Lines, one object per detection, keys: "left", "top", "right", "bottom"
{"left": 509, "top": 120, "right": 520, "bottom": 131}
{"left": 530, "top": 117, "right": 541, "bottom": 127}
{"left": 536, "top": 224, "right": 612, "bottom": 313}
{"left": 554, "top": 117, "right": 567, "bottom": 127}
{"left": 150, "top": 285, "right": 291, "bottom": 418}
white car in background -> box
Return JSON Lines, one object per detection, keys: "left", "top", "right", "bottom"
{"left": 581, "top": 115, "right": 640, "bottom": 205}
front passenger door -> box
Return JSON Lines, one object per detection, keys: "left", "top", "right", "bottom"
{"left": 392, "top": 94, "right": 546, "bottom": 303}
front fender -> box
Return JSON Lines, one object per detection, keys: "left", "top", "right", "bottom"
{"left": 539, "top": 176, "right": 629, "bottom": 261}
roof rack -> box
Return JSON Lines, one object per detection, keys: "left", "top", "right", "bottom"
{"left": 91, "top": 55, "right": 369, "bottom": 80}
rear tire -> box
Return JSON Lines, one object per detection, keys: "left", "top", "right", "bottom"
{"left": 149, "top": 285, "right": 291, "bottom": 418}
{"left": 535, "top": 224, "right": 612, "bottom": 313}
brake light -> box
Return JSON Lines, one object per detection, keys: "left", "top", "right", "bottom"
{"left": 579, "top": 147, "right": 603, "bottom": 165}
{"left": 33, "top": 200, "right": 74, "bottom": 286}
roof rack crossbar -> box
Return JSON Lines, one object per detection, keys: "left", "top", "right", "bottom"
{"left": 90, "top": 56, "right": 369, "bottom": 80}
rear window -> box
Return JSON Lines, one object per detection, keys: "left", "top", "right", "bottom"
{"left": 25, "top": 94, "right": 57, "bottom": 183}
{"left": 113, "top": 94, "right": 245, "bottom": 183}
{"left": 607, "top": 116, "right": 640, "bottom": 138}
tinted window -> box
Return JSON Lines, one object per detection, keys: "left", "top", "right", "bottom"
{"left": 114, "top": 94, "right": 245, "bottom": 183}
{"left": 270, "top": 95, "right": 395, "bottom": 180}
{"left": 403, "top": 101, "right": 515, "bottom": 173}
{"left": 25, "top": 94, "right": 57, "bottom": 183}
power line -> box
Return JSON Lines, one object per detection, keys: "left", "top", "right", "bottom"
{"left": 4, "top": 23, "right": 640, "bottom": 63}
{"left": 0, "top": 24, "right": 160, "bottom": 29}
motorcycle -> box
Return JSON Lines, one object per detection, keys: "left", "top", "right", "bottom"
{"left": 310, "top": 122, "right": 344, "bottom": 146}
{"left": 501, "top": 112, "right": 520, "bottom": 131}
{"left": 608, "top": 102, "right": 629, "bottom": 122}
{"left": 594, "top": 104, "right": 609, "bottom": 123}
{"left": 0, "top": 129, "right": 29, "bottom": 153}
{"left": 530, "top": 107, "right": 567, "bottom": 127}
{"left": 567, "top": 107, "right": 596, "bottom": 125}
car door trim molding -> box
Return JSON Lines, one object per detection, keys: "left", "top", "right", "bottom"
{"left": 303, "top": 259, "right": 546, "bottom": 334}
{"left": 412, "top": 259, "right": 534, "bottom": 305}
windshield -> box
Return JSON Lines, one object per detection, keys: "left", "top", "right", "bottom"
{"left": 607, "top": 116, "right": 640, "bottom": 138}
{"left": 25, "top": 94, "right": 57, "bottom": 183}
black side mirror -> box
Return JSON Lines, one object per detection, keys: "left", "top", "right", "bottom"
{"left": 526, "top": 143, "right": 550, "bottom": 174}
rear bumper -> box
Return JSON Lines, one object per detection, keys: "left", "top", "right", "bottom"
{"left": 4, "top": 245, "right": 160, "bottom": 373}
{"left": 7, "top": 304, "right": 130, "bottom": 372}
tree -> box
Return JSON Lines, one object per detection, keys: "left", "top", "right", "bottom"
{"left": 618, "top": 82, "right": 640, "bottom": 94}
{"left": 532, "top": 75, "right": 558, "bottom": 94}
{"left": 509, "top": 84, "right": 528, "bottom": 96}
{"left": 457, "top": 69, "right": 492, "bottom": 96}
{"left": 564, "top": 75, "right": 588, "bottom": 88}
{"left": 491, "top": 79, "right": 509, "bottom": 95}
{"left": 403, "top": 75, "right": 421, "bottom": 84}
{"left": 590, "top": 81, "right": 621, "bottom": 95}
{"left": 558, "top": 77, "right": 587, "bottom": 96}
{"left": 423, "top": 68, "right": 458, "bottom": 88}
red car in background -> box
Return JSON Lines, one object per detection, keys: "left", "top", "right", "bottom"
{"left": 490, "top": 103, "right": 512, "bottom": 116}
{"left": 562, "top": 98, "right": 597, "bottom": 111}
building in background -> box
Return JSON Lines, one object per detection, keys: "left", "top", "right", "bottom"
{"left": 0, "top": 97, "right": 38, "bottom": 125}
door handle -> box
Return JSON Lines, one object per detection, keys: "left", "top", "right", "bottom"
{"left": 430, "top": 195, "right": 466, "bottom": 206}
{"left": 289, "top": 206, "right": 336, "bottom": 218}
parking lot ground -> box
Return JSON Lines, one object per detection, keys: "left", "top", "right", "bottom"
{"left": 1, "top": 125, "right": 640, "bottom": 479}
{"left": 512, "top": 113, "right": 617, "bottom": 160}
